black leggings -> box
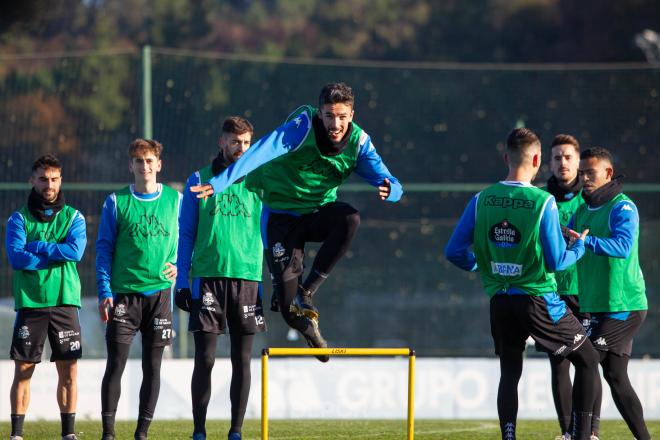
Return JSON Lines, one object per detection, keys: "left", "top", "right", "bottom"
{"left": 191, "top": 332, "right": 254, "bottom": 435}
{"left": 548, "top": 353, "right": 602, "bottom": 434}
{"left": 266, "top": 202, "right": 360, "bottom": 335}
{"left": 599, "top": 351, "right": 650, "bottom": 440}
{"left": 101, "top": 341, "right": 164, "bottom": 419}
{"left": 498, "top": 341, "right": 599, "bottom": 440}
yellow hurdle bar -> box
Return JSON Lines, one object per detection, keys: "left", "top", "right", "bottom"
{"left": 267, "top": 347, "right": 411, "bottom": 356}
{"left": 261, "top": 347, "right": 416, "bottom": 440}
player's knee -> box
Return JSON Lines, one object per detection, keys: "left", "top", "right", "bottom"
{"left": 569, "top": 344, "right": 600, "bottom": 370}
{"left": 14, "top": 361, "right": 35, "bottom": 380}
{"left": 602, "top": 365, "right": 626, "bottom": 387}
{"left": 282, "top": 254, "right": 304, "bottom": 280}
{"left": 231, "top": 352, "right": 251, "bottom": 368}
{"left": 196, "top": 352, "right": 216, "bottom": 371}
{"left": 59, "top": 374, "right": 75, "bottom": 387}
{"left": 345, "top": 210, "right": 361, "bottom": 233}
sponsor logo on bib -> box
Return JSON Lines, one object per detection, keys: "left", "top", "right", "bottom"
{"left": 490, "top": 262, "right": 522, "bottom": 276}
{"left": 489, "top": 219, "right": 521, "bottom": 248}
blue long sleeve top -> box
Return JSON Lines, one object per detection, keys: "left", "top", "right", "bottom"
{"left": 95, "top": 185, "right": 182, "bottom": 301}
{"left": 176, "top": 172, "right": 202, "bottom": 289}
{"left": 445, "top": 181, "right": 585, "bottom": 284}
{"left": 6, "top": 209, "right": 86, "bottom": 271}
{"left": 568, "top": 199, "right": 638, "bottom": 259}
{"left": 205, "top": 111, "right": 403, "bottom": 202}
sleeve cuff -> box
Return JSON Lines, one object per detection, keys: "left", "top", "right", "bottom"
{"left": 385, "top": 182, "right": 403, "bottom": 202}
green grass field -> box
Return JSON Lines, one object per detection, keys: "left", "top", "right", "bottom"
{"left": 2, "top": 419, "right": 659, "bottom": 439}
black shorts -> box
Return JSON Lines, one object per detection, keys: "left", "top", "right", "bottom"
{"left": 535, "top": 294, "right": 591, "bottom": 353}
{"left": 189, "top": 277, "right": 266, "bottom": 335}
{"left": 106, "top": 289, "right": 173, "bottom": 347}
{"left": 263, "top": 201, "right": 359, "bottom": 305}
{"left": 588, "top": 310, "right": 646, "bottom": 356}
{"left": 491, "top": 293, "right": 588, "bottom": 358}
{"left": 561, "top": 294, "right": 591, "bottom": 327}
{"left": 10, "top": 306, "right": 82, "bottom": 363}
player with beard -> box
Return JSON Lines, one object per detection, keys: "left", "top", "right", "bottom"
{"left": 445, "top": 128, "right": 600, "bottom": 440}
{"left": 96, "top": 139, "right": 181, "bottom": 440}
{"left": 191, "top": 83, "right": 403, "bottom": 362}
{"left": 6, "top": 154, "right": 86, "bottom": 440}
{"left": 175, "top": 117, "right": 265, "bottom": 440}
{"left": 542, "top": 134, "right": 600, "bottom": 440}
{"left": 570, "top": 147, "right": 650, "bottom": 440}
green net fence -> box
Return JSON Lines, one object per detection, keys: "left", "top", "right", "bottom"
{"left": 1, "top": 48, "right": 659, "bottom": 358}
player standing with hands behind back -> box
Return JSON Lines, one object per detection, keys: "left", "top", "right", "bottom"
{"left": 96, "top": 139, "right": 181, "bottom": 440}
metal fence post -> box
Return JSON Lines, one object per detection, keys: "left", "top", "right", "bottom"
{"left": 141, "top": 45, "right": 153, "bottom": 139}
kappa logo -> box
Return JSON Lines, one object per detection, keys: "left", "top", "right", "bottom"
{"left": 483, "top": 195, "right": 535, "bottom": 210}
{"left": 272, "top": 242, "right": 285, "bottom": 258}
{"left": 38, "top": 231, "right": 58, "bottom": 242}
{"left": 18, "top": 325, "right": 30, "bottom": 340}
{"left": 202, "top": 291, "right": 214, "bottom": 306}
{"left": 573, "top": 333, "right": 584, "bottom": 344}
{"left": 128, "top": 214, "right": 171, "bottom": 238}
{"left": 114, "top": 303, "right": 126, "bottom": 317}
{"left": 293, "top": 116, "right": 303, "bottom": 128}
{"left": 621, "top": 203, "right": 633, "bottom": 211}
{"left": 299, "top": 158, "right": 343, "bottom": 179}
{"left": 595, "top": 337, "right": 607, "bottom": 346}
{"left": 209, "top": 193, "right": 250, "bottom": 218}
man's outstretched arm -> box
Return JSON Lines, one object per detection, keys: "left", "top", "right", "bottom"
{"left": 193, "top": 112, "right": 311, "bottom": 198}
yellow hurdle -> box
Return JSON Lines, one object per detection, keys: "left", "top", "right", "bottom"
{"left": 261, "top": 347, "right": 416, "bottom": 440}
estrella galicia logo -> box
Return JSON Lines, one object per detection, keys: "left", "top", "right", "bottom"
{"left": 209, "top": 193, "right": 250, "bottom": 217}
{"left": 18, "top": 325, "right": 30, "bottom": 339}
{"left": 128, "top": 214, "right": 170, "bottom": 238}
{"left": 272, "top": 242, "right": 285, "bottom": 258}
{"left": 484, "top": 195, "right": 535, "bottom": 210}
{"left": 489, "top": 219, "right": 521, "bottom": 248}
